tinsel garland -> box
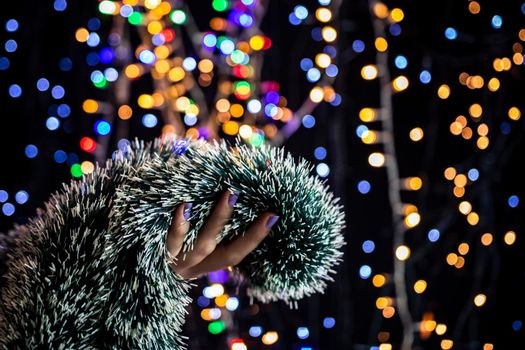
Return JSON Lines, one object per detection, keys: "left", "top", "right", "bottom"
{"left": 0, "top": 136, "right": 345, "bottom": 349}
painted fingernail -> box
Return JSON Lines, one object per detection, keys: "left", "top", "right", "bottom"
{"left": 183, "top": 202, "right": 193, "bottom": 220}
{"left": 265, "top": 215, "right": 280, "bottom": 229}
{"left": 228, "top": 191, "right": 240, "bottom": 208}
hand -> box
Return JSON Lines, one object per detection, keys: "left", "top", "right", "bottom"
{"left": 165, "top": 190, "right": 279, "bottom": 280}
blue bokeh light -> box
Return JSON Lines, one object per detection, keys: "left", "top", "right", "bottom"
{"left": 323, "top": 317, "right": 336, "bottom": 328}
{"left": 314, "top": 146, "right": 327, "bottom": 160}
{"left": 419, "top": 70, "right": 432, "bottom": 84}
{"left": 142, "top": 114, "right": 158, "bottom": 128}
{"left": 362, "top": 240, "right": 375, "bottom": 253}
{"left": 54, "top": 150, "right": 67, "bottom": 163}
{"left": 428, "top": 229, "right": 440, "bottom": 242}
{"left": 302, "top": 114, "right": 316, "bottom": 128}
{"left": 9, "top": 84, "right": 22, "bottom": 98}
{"left": 445, "top": 27, "right": 458, "bottom": 40}
{"left": 508, "top": 195, "right": 519, "bottom": 208}
{"left": 6, "top": 19, "right": 19, "bottom": 32}
{"left": 359, "top": 265, "right": 372, "bottom": 279}
{"left": 25, "top": 144, "right": 38, "bottom": 158}
{"left": 2, "top": 203, "right": 15, "bottom": 216}
{"left": 357, "top": 180, "right": 371, "bottom": 194}
{"left": 15, "top": 191, "right": 29, "bottom": 204}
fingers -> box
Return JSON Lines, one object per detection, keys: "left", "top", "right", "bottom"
{"left": 166, "top": 202, "right": 192, "bottom": 259}
{"left": 174, "top": 190, "right": 239, "bottom": 274}
{"left": 183, "top": 212, "right": 279, "bottom": 278}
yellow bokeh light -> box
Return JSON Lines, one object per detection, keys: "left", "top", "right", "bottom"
{"left": 154, "top": 45, "right": 170, "bottom": 59}
{"left": 82, "top": 99, "right": 98, "bottom": 114}
{"left": 438, "top": 84, "right": 450, "bottom": 99}
{"left": 81, "top": 161, "right": 94, "bottom": 174}
{"left": 513, "top": 52, "right": 524, "bottom": 65}
{"left": 469, "top": 103, "right": 482, "bottom": 118}
{"left": 359, "top": 108, "right": 377, "bottom": 122}
{"left": 459, "top": 72, "right": 469, "bottom": 85}
{"left": 309, "top": 87, "right": 324, "bottom": 103}
{"left": 383, "top": 306, "right": 396, "bottom": 319}
{"left": 231, "top": 343, "right": 247, "bottom": 350}
{"left": 502, "top": 57, "right": 512, "bottom": 70}
{"left": 316, "top": 8, "right": 332, "bottom": 22}
{"left": 373, "top": 2, "right": 389, "bottom": 19}
{"left": 455, "top": 256, "right": 465, "bottom": 269}
{"left": 261, "top": 331, "right": 279, "bottom": 345}
{"left": 483, "top": 344, "right": 494, "bottom": 350}
{"left": 216, "top": 98, "right": 230, "bottom": 113}
{"left": 239, "top": 124, "right": 253, "bottom": 139}
{"left": 361, "top": 65, "right": 378, "bottom": 80}
{"left": 373, "top": 274, "right": 386, "bottom": 287}
{"left": 423, "top": 320, "right": 437, "bottom": 332}
{"left": 407, "top": 177, "right": 423, "bottom": 190}
{"left": 462, "top": 127, "right": 473, "bottom": 140}
{"left": 467, "top": 212, "right": 479, "bottom": 226}
{"left": 75, "top": 28, "right": 89, "bottom": 42}
{"left": 493, "top": 58, "right": 504, "bottom": 72}
{"left": 168, "top": 67, "right": 186, "bottom": 82}
{"left": 361, "top": 130, "right": 378, "bottom": 144}
{"left": 474, "top": 293, "right": 487, "bottom": 307}
{"left": 223, "top": 120, "right": 239, "bottom": 135}
{"left": 458, "top": 201, "right": 472, "bottom": 215}
{"left": 392, "top": 76, "right": 409, "bottom": 91}
{"left": 322, "top": 26, "right": 337, "bottom": 42}
{"left": 468, "top": 1, "right": 481, "bottom": 14}
{"left": 230, "top": 104, "right": 244, "bottom": 118}
{"left": 138, "top": 94, "right": 154, "bottom": 109}
{"left": 409, "top": 127, "right": 424, "bottom": 141}
{"left": 155, "top": 59, "right": 171, "bottom": 74}
{"left": 198, "top": 59, "right": 214, "bottom": 73}
{"left": 504, "top": 231, "right": 516, "bottom": 245}
{"left": 477, "top": 136, "right": 489, "bottom": 150}
{"left": 144, "top": 0, "right": 161, "bottom": 9}
{"left": 125, "top": 64, "right": 142, "bottom": 79}
{"left": 446, "top": 253, "right": 458, "bottom": 266}
{"left": 390, "top": 8, "right": 404, "bottom": 22}
{"left": 375, "top": 37, "right": 388, "bottom": 52}
{"left": 316, "top": 53, "right": 332, "bottom": 68}
{"left": 481, "top": 233, "right": 493, "bottom": 246}
{"left": 368, "top": 152, "right": 385, "bottom": 167}
{"left": 379, "top": 344, "right": 392, "bottom": 350}
{"left": 441, "top": 339, "right": 453, "bottom": 350}
{"left": 435, "top": 324, "right": 447, "bottom": 335}
{"left": 450, "top": 121, "right": 463, "bottom": 136}
{"left": 477, "top": 123, "right": 489, "bottom": 136}
{"left": 488, "top": 78, "right": 500, "bottom": 92}
{"left": 458, "top": 243, "right": 470, "bottom": 255}
{"left": 444, "top": 167, "right": 456, "bottom": 180}
{"left": 215, "top": 294, "right": 228, "bottom": 307}
{"left": 186, "top": 104, "right": 200, "bottom": 116}
{"left": 376, "top": 297, "right": 389, "bottom": 309}
{"left": 118, "top": 105, "right": 133, "bottom": 120}
{"left": 508, "top": 107, "right": 521, "bottom": 120}
{"left": 405, "top": 212, "right": 421, "bottom": 228}
{"left": 414, "top": 280, "right": 427, "bottom": 294}
{"left": 249, "top": 35, "right": 264, "bottom": 50}
{"left": 454, "top": 186, "right": 465, "bottom": 198}
{"left": 395, "top": 245, "right": 411, "bottom": 261}
{"left": 454, "top": 174, "right": 467, "bottom": 187}
{"left": 147, "top": 20, "right": 163, "bottom": 35}
{"left": 175, "top": 96, "right": 190, "bottom": 111}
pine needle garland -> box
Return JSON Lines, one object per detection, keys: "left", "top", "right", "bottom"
{"left": 0, "top": 136, "right": 346, "bottom": 349}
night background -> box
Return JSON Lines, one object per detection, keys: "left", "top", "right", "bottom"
{"left": 1, "top": 0, "right": 524, "bottom": 349}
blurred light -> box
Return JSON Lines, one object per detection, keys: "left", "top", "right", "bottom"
{"left": 392, "top": 76, "right": 409, "bottom": 91}
{"left": 139, "top": 50, "right": 155, "bottom": 64}
{"left": 57, "top": 104, "right": 71, "bottom": 118}
{"left": 362, "top": 240, "right": 375, "bottom": 253}
{"left": 300, "top": 58, "right": 313, "bottom": 71}
{"left": 54, "top": 0, "right": 67, "bottom": 11}
{"left": 59, "top": 57, "right": 72, "bottom": 71}
{"left": 474, "top": 294, "right": 486, "bottom": 307}
{"left": 361, "top": 65, "right": 378, "bottom": 80}
{"left": 508, "top": 107, "right": 521, "bottom": 121}
{"left": 445, "top": 27, "right": 458, "bottom": 40}
{"left": 249, "top": 326, "right": 263, "bottom": 337}
{"left": 389, "top": 23, "right": 402, "bottom": 36}
{"left": 37, "top": 78, "right": 50, "bottom": 91}
{"left": 394, "top": 55, "right": 408, "bottom": 69}
{"left": 405, "top": 212, "right": 421, "bottom": 228}
{"left": 314, "top": 146, "right": 327, "bottom": 160}
{"left": 395, "top": 245, "right": 411, "bottom": 261}
{"left": 468, "top": 168, "right": 479, "bottom": 181}
{"left": 419, "top": 70, "right": 431, "bottom": 84}
{"left": 8, "top": 84, "right": 22, "bottom": 98}
{"left": 302, "top": 114, "right": 316, "bottom": 128}
{"left": 225, "top": 297, "right": 239, "bottom": 311}
{"left": 25, "top": 144, "right": 38, "bottom": 158}
{"left": 142, "top": 114, "right": 158, "bottom": 128}
{"left": 219, "top": 39, "right": 235, "bottom": 55}
{"left": 0, "top": 57, "right": 9, "bottom": 70}
{"left": 316, "top": 163, "right": 330, "bottom": 177}
{"left": 307, "top": 68, "right": 321, "bottom": 82}
{"left": 6, "top": 19, "right": 19, "bottom": 32}
{"left": 414, "top": 280, "right": 427, "bottom": 294}
{"left": 368, "top": 152, "right": 385, "bottom": 167}
{"left": 352, "top": 40, "right": 365, "bottom": 53}
{"left": 0, "top": 190, "right": 7, "bottom": 203}
{"left": 512, "top": 321, "right": 522, "bottom": 331}
{"left": 95, "top": 120, "right": 111, "bottom": 135}
{"left": 294, "top": 5, "right": 308, "bottom": 20}
{"left": 409, "top": 127, "right": 424, "bottom": 141}
{"left": 505, "top": 231, "right": 517, "bottom": 245}
{"left": 2, "top": 203, "right": 15, "bottom": 216}
{"left": 15, "top": 191, "right": 28, "bottom": 204}
{"left": 51, "top": 85, "right": 65, "bottom": 99}
{"left": 87, "top": 32, "right": 100, "bottom": 47}
{"left": 5, "top": 39, "right": 17, "bottom": 53}
{"left": 326, "top": 64, "right": 339, "bottom": 77}
{"left": 359, "top": 265, "right": 372, "bottom": 279}
{"left": 54, "top": 150, "right": 67, "bottom": 163}
{"left": 508, "top": 195, "right": 519, "bottom": 208}
{"left": 323, "top": 317, "right": 336, "bottom": 328}
{"left": 438, "top": 84, "right": 450, "bottom": 99}
{"left": 491, "top": 15, "right": 502, "bottom": 29}
{"left": 375, "top": 37, "right": 388, "bottom": 52}
{"left": 358, "top": 180, "right": 371, "bottom": 194}
{"left": 170, "top": 10, "right": 187, "bottom": 24}
{"left": 261, "top": 331, "right": 279, "bottom": 345}
{"left": 208, "top": 320, "right": 225, "bottom": 334}
{"left": 80, "top": 137, "right": 96, "bottom": 153}
{"left": 197, "top": 296, "right": 210, "bottom": 308}
{"left": 428, "top": 229, "right": 440, "bottom": 242}
{"left": 46, "top": 117, "right": 60, "bottom": 131}
{"left": 183, "top": 57, "right": 197, "bottom": 71}
{"left": 297, "top": 327, "right": 309, "bottom": 339}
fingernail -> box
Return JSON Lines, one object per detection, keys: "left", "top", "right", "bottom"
{"left": 183, "top": 202, "right": 193, "bottom": 220}
{"left": 266, "top": 215, "right": 280, "bottom": 229}
{"left": 228, "top": 191, "right": 240, "bottom": 208}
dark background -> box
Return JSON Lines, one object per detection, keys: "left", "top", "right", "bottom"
{"left": 1, "top": 0, "right": 524, "bottom": 349}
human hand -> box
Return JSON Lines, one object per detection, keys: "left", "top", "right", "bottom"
{"left": 165, "top": 190, "right": 279, "bottom": 280}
